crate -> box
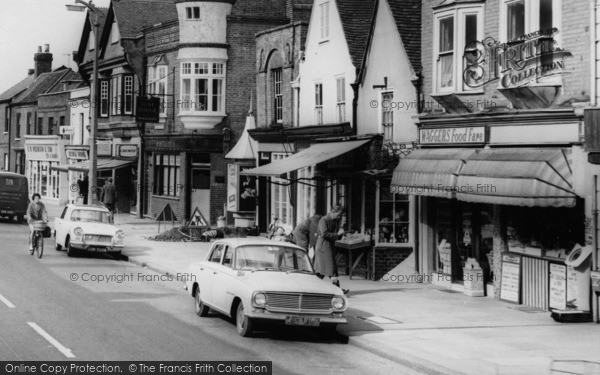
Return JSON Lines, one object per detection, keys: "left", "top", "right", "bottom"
{"left": 32, "top": 221, "right": 47, "bottom": 231}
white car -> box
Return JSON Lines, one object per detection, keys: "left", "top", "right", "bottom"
{"left": 186, "top": 238, "right": 348, "bottom": 337}
{"left": 54, "top": 204, "right": 124, "bottom": 257}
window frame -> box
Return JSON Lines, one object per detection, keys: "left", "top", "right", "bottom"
{"left": 99, "top": 79, "right": 110, "bottom": 117}
{"left": 500, "top": 0, "right": 561, "bottom": 44}
{"left": 432, "top": 5, "right": 484, "bottom": 94}
{"left": 15, "top": 113, "right": 21, "bottom": 139}
{"left": 314, "top": 82, "right": 323, "bottom": 125}
{"left": 180, "top": 61, "right": 226, "bottom": 115}
{"left": 271, "top": 153, "right": 293, "bottom": 225}
{"left": 148, "top": 65, "right": 169, "bottom": 117}
{"left": 319, "top": 1, "right": 330, "bottom": 41}
{"left": 336, "top": 76, "right": 346, "bottom": 123}
{"left": 375, "top": 179, "right": 414, "bottom": 247}
{"left": 153, "top": 153, "right": 181, "bottom": 197}
{"left": 381, "top": 91, "right": 394, "bottom": 141}
{"left": 273, "top": 68, "right": 283, "bottom": 124}
{"left": 185, "top": 6, "right": 201, "bottom": 20}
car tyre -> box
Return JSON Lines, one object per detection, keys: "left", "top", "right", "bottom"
{"left": 194, "top": 287, "right": 210, "bottom": 317}
{"left": 319, "top": 324, "right": 338, "bottom": 337}
{"left": 236, "top": 301, "right": 253, "bottom": 337}
{"left": 54, "top": 231, "right": 62, "bottom": 250}
{"left": 66, "top": 237, "right": 77, "bottom": 257}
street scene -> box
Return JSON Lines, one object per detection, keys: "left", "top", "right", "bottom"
{"left": 1, "top": 0, "right": 600, "bottom": 374}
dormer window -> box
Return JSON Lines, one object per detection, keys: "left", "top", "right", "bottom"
{"left": 186, "top": 6, "right": 200, "bottom": 19}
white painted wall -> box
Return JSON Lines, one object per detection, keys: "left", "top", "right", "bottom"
{"left": 176, "top": 2, "right": 232, "bottom": 45}
{"left": 298, "top": 0, "right": 355, "bottom": 127}
{"left": 69, "top": 87, "right": 90, "bottom": 146}
{"left": 358, "top": 0, "right": 418, "bottom": 143}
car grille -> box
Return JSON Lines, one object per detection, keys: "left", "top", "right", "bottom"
{"left": 84, "top": 234, "right": 112, "bottom": 244}
{"left": 265, "top": 292, "right": 333, "bottom": 313}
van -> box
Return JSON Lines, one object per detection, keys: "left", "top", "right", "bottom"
{"left": 0, "top": 171, "right": 28, "bottom": 223}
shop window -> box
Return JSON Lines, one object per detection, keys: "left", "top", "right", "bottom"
{"left": 433, "top": 6, "right": 483, "bottom": 93}
{"left": 296, "top": 166, "right": 316, "bottom": 222}
{"left": 377, "top": 180, "right": 410, "bottom": 245}
{"left": 336, "top": 76, "right": 346, "bottom": 123}
{"left": 148, "top": 65, "right": 168, "bottom": 116}
{"left": 271, "top": 153, "right": 293, "bottom": 225}
{"left": 314, "top": 83, "right": 323, "bottom": 125}
{"left": 153, "top": 154, "right": 181, "bottom": 197}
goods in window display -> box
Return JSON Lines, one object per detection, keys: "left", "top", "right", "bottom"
{"left": 437, "top": 239, "right": 452, "bottom": 275}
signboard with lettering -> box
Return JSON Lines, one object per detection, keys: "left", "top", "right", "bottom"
{"left": 549, "top": 263, "right": 567, "bottom": 310}
{"left": 500, "top": 253, "right": 521, "bottom": 304}
{"left": 145, "top": 136, "right": 223, "bottom": 153}
{"left": 136, "top": 96, "right": 160, "bottom": 123}
{"left": 419, "top": 127, "right": 486, "bottom": 145}
{"left": 227, "top": 164, "right": 239, "bottom": 212}
{"left": 117, "top": 144, "right": 138, "bottom": 158}
{"left": 25, "top": 144, "right": 60, "bottom": 161}
{"left": 66, "top": 149, "right": 89, "bottom": 160}
{"left": 97, "top": 141, "right": 113, "bottom": 157}
{"left": 59, "top": 126, "right": 74, "bottom": 136}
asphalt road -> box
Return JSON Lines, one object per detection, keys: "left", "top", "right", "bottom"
{"left": 0, "top": 218, "right": 421, "bottom": 374}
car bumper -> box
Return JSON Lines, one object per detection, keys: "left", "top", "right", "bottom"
{"left": 246, "top": 307, "right": 347, "bottom": 325}
{"left": 70, "top": 242, "right": 123, "bottom": 252}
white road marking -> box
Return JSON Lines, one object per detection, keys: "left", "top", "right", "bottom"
{"left": 27, "top": 322, "right": 75, "bottom": 358}
{"left": 0, "top": 293, "right": 16, "bottom": 308}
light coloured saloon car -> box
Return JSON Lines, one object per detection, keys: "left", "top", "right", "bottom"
{"left": 186, "top": 238, "right": 348, "bottom": 337}
{"left": 54, "top": 204, "right": 124, "bottom": 257}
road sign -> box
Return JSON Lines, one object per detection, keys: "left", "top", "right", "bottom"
{"left": 59, "top": 126, "right": 74, "bottom": 135}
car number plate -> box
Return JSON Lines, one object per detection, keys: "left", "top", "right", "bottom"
{"left": 88, "top": 247, "right": 107, "bottom": 253}
{"left": 285, "top": 316, "right": 320, "bottom": 327}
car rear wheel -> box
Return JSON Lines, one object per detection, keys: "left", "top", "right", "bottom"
{"left": 236, "top": 301, "right": 253, "bottom": 337}
{"left": 54, "top": 231, "right": 62, "bottom": 250}
{"left": 194, "top": 287, "right": 210, "bottom": 317}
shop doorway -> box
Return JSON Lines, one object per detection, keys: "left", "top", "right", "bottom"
{"left": 191, "top": 168, "right": 210, "bottom": 224}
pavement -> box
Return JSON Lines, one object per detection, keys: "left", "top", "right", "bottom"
{"left": 45, "top": 205, "right": 600, "bottom": 375}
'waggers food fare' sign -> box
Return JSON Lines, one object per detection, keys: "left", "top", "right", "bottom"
{"left": 420, "top": 127, "right": 485, "bottom": 145}
{"left": 463, "top": 28, "right": 571, "bottom": 89}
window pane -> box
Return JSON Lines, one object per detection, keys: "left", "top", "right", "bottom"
{"left": 182, "top": 78, "right": 191, "bottom": 109}
{"left": 439, "top": 17, "right": 454, "bottom": 52}
{"left": 465, "top": 14, "right": 477, "bottom": 46}
{"left": 540, "top": 0, "right": 553, "bottom": 30}
{"left": 439, "top": 54, "right": 454, "bottom": 88}
{"left": 195, "top": 79, "right": 208, "bottom": 111}
{"left": 212, "top": 79, "right": 223, "bottom": 112}
{"left": 507, "top": 0, "right": 525, "bottom": 40}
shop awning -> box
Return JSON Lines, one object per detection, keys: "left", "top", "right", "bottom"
{"left": 51, "top": 158, "right": 135, "bottom": 173}
{"left": 391, "top": 148, "right": 475, "bottom": 199}
{"left": 240, "top": 139, "right": 371, "bottom": 177}
{"left": 455, "top": 148, "right": 576, "bottom": 207}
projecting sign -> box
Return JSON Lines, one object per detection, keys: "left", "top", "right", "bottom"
{"left": 118, "top": 144, "right": 138, "bottom": 158}
{"left": 66, "top": 149, "right": 89, "bottom": 160}
{"left": 59, "top": 126, "right": 74, "bottom": 136}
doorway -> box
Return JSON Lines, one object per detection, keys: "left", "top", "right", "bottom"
{"left": 190, "top": 167, "right": 211, "bottom": 225}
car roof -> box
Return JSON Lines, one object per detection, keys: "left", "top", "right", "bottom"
{"left": 214, "top": 237, "right": 303, "bottom": 249}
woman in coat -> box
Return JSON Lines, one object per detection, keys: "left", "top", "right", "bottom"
{"left": 314, "top": 205, "right": 347, "bottom": 292}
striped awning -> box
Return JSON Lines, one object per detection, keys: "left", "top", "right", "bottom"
{"left": 51, "top": 158, "right": 135, "bottom": 173}
{"left": 391, "top": 148, "right": 475, "bottom": 199}
{"left": 455, "top": 148, "right": 576, "bottom": 207}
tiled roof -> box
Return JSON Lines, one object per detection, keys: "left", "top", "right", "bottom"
{"left": 388, "top": 0, "right": 421, "bottom": 72}
{"left": 0, "top": 74, "right": 35, "bottom": 102}
{"left": 112, "top": 0, "right": 178, "bottom": 38}
{"left": 13, "top": 68, "right": 70, "bottom": 105}
{"left": 337, "top": 0, "right": 377, "bottom": 68}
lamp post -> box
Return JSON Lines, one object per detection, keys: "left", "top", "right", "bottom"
{"left": 67, "top": 0, "right": 101, "bottom": 205}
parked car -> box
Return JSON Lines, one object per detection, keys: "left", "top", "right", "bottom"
{"left": 54, "top": 204, "right": 124, "bottom": 257}
{"left": 186, "top": 238, "right": 348, "bottom": 337}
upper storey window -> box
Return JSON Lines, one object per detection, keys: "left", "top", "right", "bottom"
{"left": 320, "top": 2, "right": 330, "bottom": 40}
{"left": 185, "top": 6, "right": 200, "bottom": 19}
{"left": 502, "top": 0, "right": 559, "bottom": 42}
{"left": 179, "top": 61, "right": 226, "bottom": 129}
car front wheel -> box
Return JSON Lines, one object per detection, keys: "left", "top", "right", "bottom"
{"left": 66, "top": 237, "right": 77, "bottom": 257}
{"left": 236, "top": 301, "right": 253, "bottom": 337}
{"left": 194, "top": 287, "right": 210, "bottom": 317}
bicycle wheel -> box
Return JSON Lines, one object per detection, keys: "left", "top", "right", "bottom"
{"left": 36, "top": 234, "right": 43, "bottom": 259}
{"left": 30, "top": 232, "right": 36, "bottom": 255}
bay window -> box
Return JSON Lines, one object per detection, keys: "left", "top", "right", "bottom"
{"left": 433, "top": 5, "right": 483, "bottom": 93}
{"left": 180, "top": 61, "right": 226, "bottom": 129}
{"left": 502, "top": 0, "right": 559, "bottom": 42}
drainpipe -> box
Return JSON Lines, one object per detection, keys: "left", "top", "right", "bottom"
{"left": 591, "top": 1, "right": 598, "bottom": 106}
{"left": 350, "top": 81, "right": 359, "bottom": 135}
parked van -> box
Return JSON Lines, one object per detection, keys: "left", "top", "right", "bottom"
{"left": 0, "top": 171, "right": 28, "bottom": 223}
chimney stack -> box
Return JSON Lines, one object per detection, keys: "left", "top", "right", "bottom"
{"left": 34, "top": 45, "right": 53, "bottom": 78}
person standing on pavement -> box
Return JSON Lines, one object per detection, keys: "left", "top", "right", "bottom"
{"left": 292, "top": 214, "right": 322, "bottom": 260}
{"left": 314, "top": 205, "right": 347, "bottom": 292}
{"left": 101, "top": 177, "right": 117, "bottom": 222}
{"left": 27, "top": 193, "right": 48, "bottom": 251}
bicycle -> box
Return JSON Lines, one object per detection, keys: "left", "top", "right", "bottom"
{"left": 30, "top": 220, "right": 46, "bottom": 259}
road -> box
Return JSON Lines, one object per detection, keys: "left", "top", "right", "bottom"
{"left": 0, "top": 218, "right": 421, "bottom": 374}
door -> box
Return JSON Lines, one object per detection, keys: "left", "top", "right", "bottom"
{"left": 212, "top": 245, "right": 236, "bottom": 313}
{"left": 191, "top": 168, "right": 210, "bottom": 224}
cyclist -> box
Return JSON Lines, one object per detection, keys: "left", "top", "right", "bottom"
{"left": 27, "top": 193, "right": 48, "bottom": 251}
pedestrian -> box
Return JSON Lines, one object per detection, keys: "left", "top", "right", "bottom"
{"left": 292, "top": 214, "right": 322, "bottom": 260}
{"left": 78, "top": 174, "right": 89, "bottom": 204}
{"left": 27, "top": 193, "right": 48, "bottom": 251}
{"left": 314, "top": 205, "right": 347, "bottom": 293}
{"left": 101, "top": 177, "right": 118, "bottom": 222}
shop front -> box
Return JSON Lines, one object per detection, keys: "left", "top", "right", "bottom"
{"left": 392, "top": 118, "right": 592, "bottom": 313}
{"left": 24, "top": 136, "right": 69, "bottom": 204}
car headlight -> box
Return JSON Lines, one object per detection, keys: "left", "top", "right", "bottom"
{"left": 115, "top": 230, "right": 125, "bottom": 239}
{"left": 253, "top": 292, "right": 267, "bottom": 307}
{"left": 332, "top": 296, "right": 345, "bottom": 310}
{"left": 73, "top": 227, "right": 83, "bottom": 236}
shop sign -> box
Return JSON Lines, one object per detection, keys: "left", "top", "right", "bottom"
{"left": 549, "top": 263, "right": 567, "bottom": 310}
{"left": 136, "top": 96, "right": 160, "bottom": 123}
{"left": 66, "top": 149, "right": 89, "bottom": 160}
{"left": 463, "top": 28, "right": 571, "bottom": 89}
{"left": 118, "top": 144, "right": 138, "bottom": 158}
{"left": 97, "top": 141, "right": 112, "bottom": 156}
{"left": 25, "top": 144, "right": 60, "bottom": 161}
{"left": 419, "top": 127, "right": 485, "bottom": 145}
{"left": 227, "top": 164, "right": 239, "bottom": 212}
{"left": 145, "top": 137, "right": 223, "bottom": 153}
{"left": 499, "top": 253, "right": 521, "bottom": 304}
{"left": 59, "top": 126, "right": 74, "bottom": 136}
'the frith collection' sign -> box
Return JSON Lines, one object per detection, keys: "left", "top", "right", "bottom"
{"left": 419, "top": 127, "right": 485, "bottom": 145}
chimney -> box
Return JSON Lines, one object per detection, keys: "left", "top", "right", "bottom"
{"left": 34, "top": 45, "right": 53, "bottom": 78}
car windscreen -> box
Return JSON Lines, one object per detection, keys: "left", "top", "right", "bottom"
{"left": 70, "top": 209, "right": 111, "bottom": 223}
{"left": 235, "top": 245, "right": 313, "bottom": 272}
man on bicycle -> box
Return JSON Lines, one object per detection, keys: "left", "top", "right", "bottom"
{"left": 27, "top": 193, "right": 48, "bottom": 251}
